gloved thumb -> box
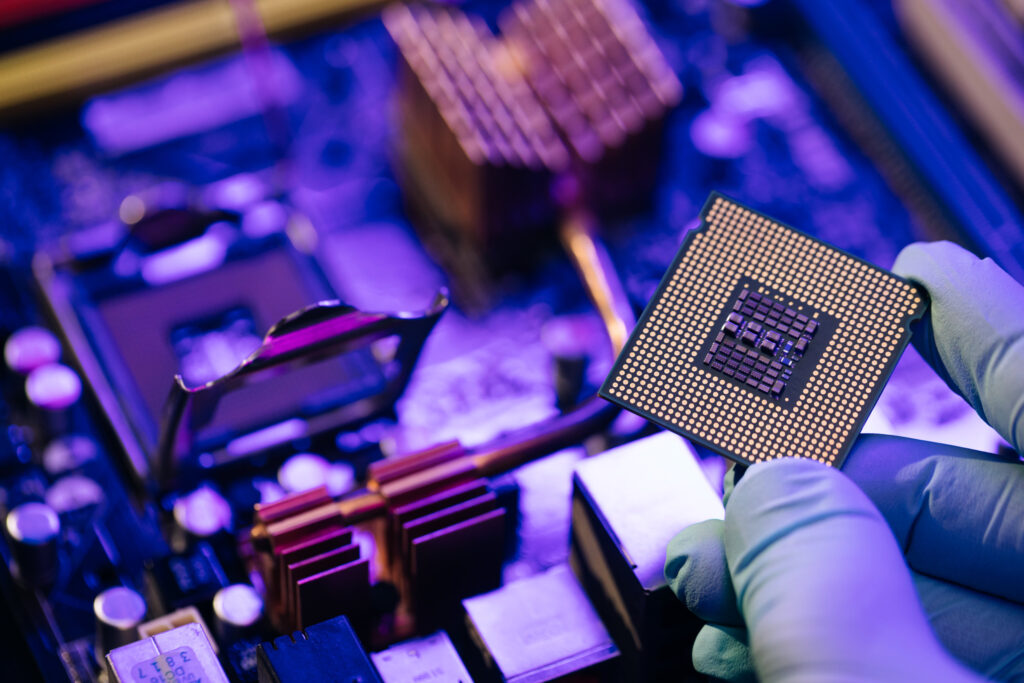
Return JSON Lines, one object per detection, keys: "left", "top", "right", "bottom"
{"left": 722, "top": 458, "right": 981, "bottom": 683}
{"left": 893, "top": 241, "right": 1024, "bottom": 454}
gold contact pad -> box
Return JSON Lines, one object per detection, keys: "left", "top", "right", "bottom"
{"left": 603, "top": 195, "right": 924, "bottom": 467}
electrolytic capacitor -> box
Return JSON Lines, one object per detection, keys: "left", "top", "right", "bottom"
{"left": 4, "top": 327, "right": 61, "bottom": 375}
{"left": 94, "top": 586, "right": 147, "bottom": 665}
{"left": 5, "top": 501, "right": 61, "bottom": 587}
{"left": 46, "top": 474, "right": 105, "bottom": 513}
{"left": 542, "top": 316, "right": 596, "bottom": 412}
{"left": 25, "top": 363, "right": 82, "bottom": 435}
{"left": 212, "top": 584, "right": 264, "bottom": 642}
{"left": 173, "top": 486, "right": 232, "bottom": 548}
{"left": 42, "top": 435, "right": 99, "bottom": 476}
{"left": 277, "top": 453, "right": 330, "bottom": 493}
{"left": 278, "top": 453, "right": 355, "bottom": 496}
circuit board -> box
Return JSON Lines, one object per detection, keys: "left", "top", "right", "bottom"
{"left": 0, "top": 0, "right": 1015, "bottom": 681}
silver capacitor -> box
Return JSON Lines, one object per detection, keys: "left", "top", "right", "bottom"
{"left": 42, "top": 435, "right": 99, "bottom": 476}
{"left": 5, "top": 501, "right": 61, "bottom": 587}
{"left": 94, "top": 586, "right": 147, "bottom": 665}
{"left": 25, "top": 363, "right": 82, "bottom": 435}
{"left": 172, "top": 486, "right": 232, "bottom": 550}
{"left": 212, "top": 584, "right": 263, "bottom": 642}
{"left": 277, "top": 453, "right": 355, "bottom": 496}
{"left": 4, "top": 326, "right": 61, "bottom": 375}
{"left": 541, "top": 316, "right": 594, "bottom": 412}
{"left": 46, "top": 474, "right": 105, "bottom": 513}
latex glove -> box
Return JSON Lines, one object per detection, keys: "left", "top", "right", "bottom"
{"left": 665, "top": 241, "right": 1024, "bottom": 682}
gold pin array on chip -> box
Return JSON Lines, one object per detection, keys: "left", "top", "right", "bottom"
{"left": 600, "top": 193, "right": 926, "bottom": 468}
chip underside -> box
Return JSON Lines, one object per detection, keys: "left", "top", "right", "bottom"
{"left": 600, "top": 193, "right": 926, "bottom": 468}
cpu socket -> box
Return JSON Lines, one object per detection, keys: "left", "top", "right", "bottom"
{"left": 35, "top": 210, "right": 444, "bottom": 489}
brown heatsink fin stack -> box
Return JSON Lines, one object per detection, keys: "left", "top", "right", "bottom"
{"left": 500, "top": 0, "right": 682, "bottom": 213}
{"left": 368, "top": 442, "right": 508, "bottom": 632}
{"left": 384, "top": 4, "right": 570, "bottom": 272}
{"left": 254, "top": 487, "right": 371, "bottom": 631}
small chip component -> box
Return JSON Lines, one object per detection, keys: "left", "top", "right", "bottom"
{"left": 257, "top": 615, "right": 381, "bottom": 683}
{"left": 106, "top": 622, "right": 229, "bottom": 683}
{"left": 146, "top": 543, "right": 228, "bottom": 613}
{"left": 699, "top": 282, "right": 835, "bottom": 401}
{"left": 600, "top": 193, "right": 926, "bottom": 467}
{"left": 463, "top": 564, "right": 619, "bottom": 682}
{"left": 571, "top": 432, "right": 723, "bottom": 679}
{"left": 137, "top": 607, "right": 219, "bottom": 654}
{"left": 371, "top": 631, "right": 472, "bottom": 683}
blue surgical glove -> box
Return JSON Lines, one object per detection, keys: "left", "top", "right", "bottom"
{"left": 664, "top": 241, "right": 1024, "bottom": 682}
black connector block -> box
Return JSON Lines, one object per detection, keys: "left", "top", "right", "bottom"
{"left": 256, "top": 616, "right": 381, "bottom": 683}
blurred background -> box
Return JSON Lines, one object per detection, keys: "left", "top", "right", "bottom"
{"left": 2, "top": 0, "right": 1019, "bottom": 457}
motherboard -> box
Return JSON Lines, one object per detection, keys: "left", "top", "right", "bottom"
{"left": 0, "top": 0, "right": 1018, "bottom": 681}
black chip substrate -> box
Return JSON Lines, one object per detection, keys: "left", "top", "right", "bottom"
{"left": 600, "top": 193, "right": 926, "bottom": 468}
{"left": 699, "top": 278, "right": 837, "bottom": 406}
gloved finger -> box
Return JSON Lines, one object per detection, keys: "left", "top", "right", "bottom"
{"left": 692, "top": 624, "right": 755, "bottom": 683}
{"left": 665, "top": 519, "right": 743, "bottom": 626}
{"left": 912, "top": 571, "right": 1024, "bottom": 682}
{"left": 893, "top": 241, "right": 1024, "bottom": 454}
{"left": 846, "top": 434, "right": 1024, "bottom": 604}
{"left": 725, "top": 458, "right": 980, "bottom": 683}
{"left": 723, "top": 462, "right": 742, "bottom": 505}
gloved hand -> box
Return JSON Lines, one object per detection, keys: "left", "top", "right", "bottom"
{"left": 664, "top": 241, "right": 1024, "bottom": 682}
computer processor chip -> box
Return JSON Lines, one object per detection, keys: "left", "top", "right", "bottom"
{"left": 600, "top": 193, "right": 926, "bottom": 468}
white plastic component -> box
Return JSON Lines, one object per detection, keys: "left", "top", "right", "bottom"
{"left": 106, "top": 622, "right": 228, "bottom": 683}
